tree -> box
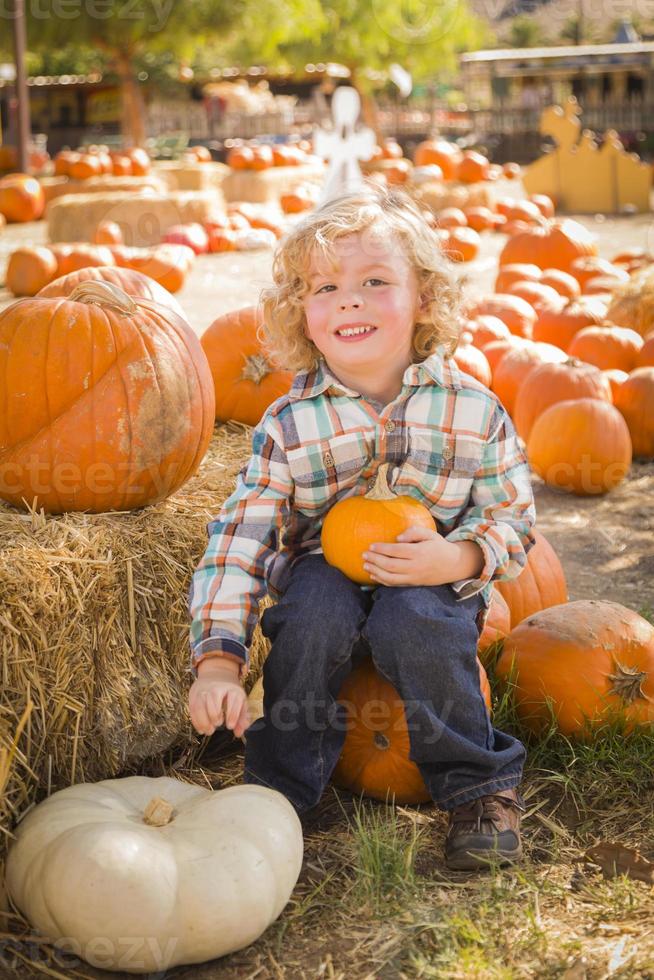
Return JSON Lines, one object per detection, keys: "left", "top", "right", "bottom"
{"left": 224, "top": 0, "right": 489, "bottom": 136}
{"left": 509, "top": 16, "right": 544, "bottom": 48}
{"left": 10, "top": 0, "right": 249, "bottom": 145}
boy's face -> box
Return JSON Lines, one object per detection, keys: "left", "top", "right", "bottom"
{"left": 303, "top": 227, "right": 420, "bottom": 380}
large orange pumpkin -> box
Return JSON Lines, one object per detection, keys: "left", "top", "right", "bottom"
{"left": 38, "top": 264, "right": 186, "bottom": 320}
{"left": 567, "top": 325, "right": 644, "bottom": 373}
{"left": 527, "top": 398, "right": 632, "bottom": 496}
{"left": 636, "top": 334, "right": 654, "bottom": 368}
{"left": 491, "top": 342, "right": 566, "bottom": 415}
{"left": 452, "top": 341, "right": 491, "bottom": 387}
{"left": 613, "top": 367, "right": 654, "bottom": 458}
{"left": 6, "top": 247, "right": 58, "bottom": 296}
{"left": 0, "top": 280, "right": 214, "bottom": 513}
{"left": 201, "top": 305, "right": 292, "bottom": 426}
{"left": 532, "top": 299, "right": 605, "bottom": 352}
{"left": 513, "top": 357, "right": 613, "bottom": 443}
{"left": 332, "top": 655, "right": 492, "bottom": 804}
{"left": 0, "top": 173, "right": 45, "bottom": 222}
{"left": 499, "top": 219, "right": 598, "bottom": 272}
{"left": 496, "top": 528, "right": 567, "bottom": 629}
{"left": 321, "top": 463, "right": 436, "bottom": 586}
{"left": 496, "top": 601, "right": 654, "bottom": 737}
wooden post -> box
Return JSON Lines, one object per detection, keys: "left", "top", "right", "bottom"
{"left": 12, "top": 0, "right": 31, "bottom": 173}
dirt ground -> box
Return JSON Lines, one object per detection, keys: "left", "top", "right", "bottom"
{"left": 2, "top": 210, "right": 652, "bottom": 612}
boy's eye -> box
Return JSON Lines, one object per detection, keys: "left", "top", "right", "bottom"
{"left": 315, "top": 284, "right": 336, "bottom": 294}
{"left": 365, "top": 277, "right": 388, "bottom": 286}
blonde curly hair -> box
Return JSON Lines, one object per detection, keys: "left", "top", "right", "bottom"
{"left": 260, "top": 186, "right": 462, "bottom": 373}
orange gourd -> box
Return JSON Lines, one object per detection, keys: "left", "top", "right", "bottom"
{"left": 496, "top": 601, "right": 654, "bottom": 737}
{"left": 496, "top": 528, "right": 567, "bottom": 629}
{"left": 602, "top": 368, "right": 628, "bottom": 400}
{"left": 513, "top": 357, "right": 613, "bottom": 442}
{"left": 457, "top": 151, "right": 489, "bottom": 184}
{"left": 0, "top": 281, "right": 214, "bottom": 513}
{"left": 527, "top": 398, "right": 632, "bottom": 495}
{"left": 636, "top": 334, "right": 654, "bottom": 368}
{"left": 201, "top": 305, "right": 292, "bottom": 426}
{"left": 6, "top": 247, "right": 57, "bottom": 296}
{"left": 332, "top": 655, "right": 492, "bottom": 804}
{"left": 321, "top": 463, "right": 436, "bottom": 586}
{"left": 69, "top": 154, "right": 102, "bottom": 180}
{"left": 414, "top": 139, "right": 462, "bottom": 179}
{"left": 612, "top": 367, "right": 654, "bottom": 457}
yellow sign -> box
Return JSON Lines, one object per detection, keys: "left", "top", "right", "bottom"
{"left": 86, "top": 87, "right": 121, "bottom": 125}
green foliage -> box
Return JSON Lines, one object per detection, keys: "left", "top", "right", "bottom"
{"left": 509, "top": 15, "right": 544, "bottom": 48}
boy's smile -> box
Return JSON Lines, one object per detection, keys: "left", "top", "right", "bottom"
{"left": 303, "top": 229, "right": 420, "bottom": 403}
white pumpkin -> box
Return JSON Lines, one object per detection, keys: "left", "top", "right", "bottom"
{"left": 6, "top": 776, "right": 303, "bottom": 973}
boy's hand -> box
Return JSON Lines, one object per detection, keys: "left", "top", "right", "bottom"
{"left": 189, "top": 658, "right": 250, "bottom": 739}
{"left": 362, "top": 526, "right": 485, "bottom": 587}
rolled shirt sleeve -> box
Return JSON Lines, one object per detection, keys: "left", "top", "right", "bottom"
{"left": 445, "top": 406, "right": 536, "bottom": 600}
{"left": 188, "top": 414, "right": 292, "bottom": 677}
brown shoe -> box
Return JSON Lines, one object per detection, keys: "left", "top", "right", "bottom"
{"left": 443, "top": 787, "right": 526, "bottom": 871}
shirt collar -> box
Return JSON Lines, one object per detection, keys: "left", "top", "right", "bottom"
{"left": 288, "top": 348, "right": 462, "bottom": 402}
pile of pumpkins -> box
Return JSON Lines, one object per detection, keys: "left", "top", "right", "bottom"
{"left": 454, "top": 216, "right": 654, "bottom": 485}
{"left": 4, "top": 201, "right": 289, "bottom": 298}
{"left": 226, "top": 138, "right": 317, "bottom": 171}
{"left": 53, "top": 145, "right": 152, "bottom": 180}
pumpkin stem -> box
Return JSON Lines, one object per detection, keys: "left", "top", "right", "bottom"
{"left": 365, "top": 463, "right": 395, "bottom": 501}
{"left": 241, "top": 354, "right": 271, "bottom": 385}
{"left": 607, "top": 661, "right": 648, "bottom": 704}
{"left": 68, "top": 280, "right": 137, "bottom": 316}
{"left": 143, "top": 797, "right": 174, "bottom": 826}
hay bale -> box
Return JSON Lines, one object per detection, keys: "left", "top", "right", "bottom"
{"left": 153, "top": 160, "right": 230, "bottom": 192}
{"left": 47, "top": 189, "right": 223, "bottom": 245}
{"left": 408, "top": 180, "right": 496, "bottom": 213}
{"left": 0, "top": 423, "right": 270, "bottom": 863}
{"left": 222, "top": 163, "right": 325, "bottom": 203}
{"left": 40, "top": 174, "right": 166, "bottom": 207}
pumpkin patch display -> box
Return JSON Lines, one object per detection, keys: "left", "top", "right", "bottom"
{"left": 0, "top": 280, "right": 215, "bottom": 513}
{"left": 201, "top": 306, "right": 292, "bottom": 426}
{"left": 321, "top": 463, "right": 436, "bottom": 585}
{"left": 499, "top": 219, "right": 598, "bottom": 272}
{"left": 495, "top": 601, "right": 654, "bottom": 738}
{"left": 331, "top": 656, "right": 492, "bottom": 804}
{"left": 496, "top": 529, "right": 568, "bottom": 628}
{"left": 527, "top": 398, "right": 632, "bottom": 496}
{"left": 6, "top": 776, "right": 303, "bottom": 972}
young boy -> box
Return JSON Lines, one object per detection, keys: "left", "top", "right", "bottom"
{"left": 188, "top": 188, "right": 536, "bottom": 870}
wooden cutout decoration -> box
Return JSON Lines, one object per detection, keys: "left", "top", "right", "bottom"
{"left": 523, "top": 97, "right": 651, "bottom": 214}
{"left": 313, "top": 87, "right": 376, "bottom": 204}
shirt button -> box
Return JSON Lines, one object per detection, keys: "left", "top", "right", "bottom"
{"left": 384, "top": 419, "right": 396, "bottom": 433}
{"left": 442, "top": 446, "right": 454, "bottom": 461}
{"left": 323, "top": 452, "right": 334, "bottom": 467}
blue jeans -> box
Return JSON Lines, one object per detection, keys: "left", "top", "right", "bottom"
{"left": 243, "top": 555, "right": 525, "bottom": 814}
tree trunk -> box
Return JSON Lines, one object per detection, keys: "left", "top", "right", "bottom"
{"left": 115, "top": 52, "right": 146, "bottom": 148}
{"left": 348, "top": 66, "right": 382, "bottom": 143}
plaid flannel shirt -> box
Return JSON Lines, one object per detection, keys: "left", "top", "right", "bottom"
{"left": 189, "top": 349, "right": 536, "bottom": 677}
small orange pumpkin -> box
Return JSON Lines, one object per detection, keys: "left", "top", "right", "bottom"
{"left": 0, "top": 173, "right": 45, "bottom": 222}
{"left": 321, "top": 463, "right": 436, "bottom": 585}
{"left": 6, "top": 247, "right": 58, "bottom": 296}
{"left": 513, "top": 357, "right": 613, "bottom": 442}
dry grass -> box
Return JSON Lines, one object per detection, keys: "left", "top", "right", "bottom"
{"left": 0, "top": 423, "right": 270, "bottom": 868}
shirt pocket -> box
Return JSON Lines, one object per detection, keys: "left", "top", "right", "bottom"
{"left": 288, "top": 431, "right": 368, "bottom": 510}
{"left": 403, "top": 428, "right": 485, "bottom": 503}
